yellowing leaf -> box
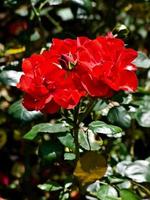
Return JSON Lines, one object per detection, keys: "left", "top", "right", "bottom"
{"left": 5, "top": 46, "right": 25, "bottom": 55}
{"left": 0, "top": 129, "right": 7, "bottom": 149}
{"left": 74, "top": 152, "right": 107, "bottom": 185}
{"left": 11, "top": 162, "right": 25, "bottom": 178}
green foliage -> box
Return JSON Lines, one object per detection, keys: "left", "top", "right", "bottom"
{"left": 64, "top": 152, "right": 75, "bottom": 160}
{"left": 135, "top": 96, "right": 150, "bottom": 127}
{"left": 113, "top": 24, "right": 129, "bottom": 38}
{"left": 78, "top": 129, "right": 101, "bottom": 151}
{"left": 96, "top": 185, "right": 119, "bottom": 200}
{"left": 38, "top": 181, "right": 63, "bottom": 191}
{"left": 24, "top": 123, "right": 70, "bottom": 140}
{"left": 133, "top": 51, "right": 150, "bottom": 69}
{"left": 8, "top": 100, "right": 42, "bottom": 122}
{"left": 58, "top": 132, "right": 75, "bottom": 151}
{"left": 39, "top": 140, "right": 63, "bottom": 162}
{"left": 120, "top": 189, "right": 141, "bottom": 200}
{"left": 0, "top": 70, "right": 23, "bottom": 86}
{"left": 107, "top": 106, "right": 131, "bottom": 129}
{"left": 116, "top": 160, "right": 150, "bottom": 183}
{"left": 89, "top": 121, "right": 123, "bottom": 138}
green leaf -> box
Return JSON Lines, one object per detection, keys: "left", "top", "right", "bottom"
{"left": 59, "top": 191, "right": 69, "bottom": 200}
{"left": 133, "top": 51, "right": 150, "bottom": 69}
{"left": 30, "top": 30, "right": 40, "bottom": 41}
{"left": 4, "top": 0, "right": 19, "bottom": 7}
{"left": 96, "top": 185, "right": 119, "bottom": 200}
{"left": 38, "top": 181, "right": 63, "bottom": 191}
{"left": 0, "top": 70, "right": 23, "bottom": 86}
{"left": 48, "top": 0, "right": 63, "bottom": 6}
{"left": 83, "top": 0, "right": 92, "bottom": 12}
{"left": 57, "top": 8, "right": 74, "bottom": 21}
{"left": 116, "top": 180, "right": 131, "bottom": 189}
{"left": 9, "top": 100, "right": 42, "bottom": 122}
{"left": 38, "top": 141, "right": 63, "bottom": 162}
{"left": 89, "top": 121, "right": 123, "bottom": 138}
{"left": 78, "top": 129, "right": 101, "bottom": 151}
{"left": 57, "top": 133, "right": 75, "bottom": 151}
{"left": 116, "top": 160, "right": 150, "bottom": 183}
{"left": 136, "top": 109, "right": 150, "bottom": 127}
{"left": 107, "top": 106, "right": 131, "bottom": 129}
{"left": 135, "top": 95, "right": 150, "bottom": 127}
{"left": 113, "top": 24, "right": 129, "bottom": 38}
{"left": 93, "top": 99, "right": 108, "bottom": 112}
{"left": 93, "top": 99, "right": 108, "bottom": 117}
{"left": 24, "top": 123, "right": 70, "bottom": 140}
{"left": 64, "top": 152, "right": 75, "bottom": 160}
{"left": 120, "top": 189, "right": 140, "bottom": 200}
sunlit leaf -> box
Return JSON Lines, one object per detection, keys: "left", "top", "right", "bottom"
{"left": 133, "top": 51, "right": 150, "bottom": 69}
{"left": 59, "top": 191, "right": 69, "bottom": 200}
{"left": 136, "top": 109, "right": 150, "bottom": 127}
{"left": 9, "top": 100, "right": 42, "bottom": 122}
{"left": 48, "top": 0, "right": 63, "bottom": 5}
{"left": 113, "top": 24, "right": 129, "bottom": 38}
{"left": 30, "top": 30, "right": 40, "bottom": 41}
{"left": 74, "top": 152, "right": 107, "bottom": 185}
{"left": 116, "top": 160, "right": 150, "bottom": 183}
{"left": 93, "top": 99, "right": 108, "bottom": 112}
{"left": 89, "top": 121, "right": 123, "bottom": 138}
{"left": 96, "top": 185, "right": 119, "bottom": 200}
{"left": 86, "top": 180, "right": 101, "bottom": 193}
{"left": 15, "top": 5, "right": 28, "bottom": 16}
{"left": 24, "top": 123, "right": 70, "bottom": 140}
{"left": 57, "top": 132, "right": 75, "bottom": 151}
{"left": 57, "top": 8, "right": 74, "bottom": 21}
{"left": 120, "top": 189, "right": 140, "bottom": 200}
{"left": 79, "top": 129, "right": 102, "bottom": 151}
{"left": 64, "top": 152, "right": 75, "bottom": 160}
{"left": 116, "top": 180, "right": 131, "bottom": 189}
{"left": 135, "top": 95, "right": 150, "bottom": 127}
{"left": 38, "top": 181, "right": 63, "bottom": 191}
{"left": 0, "top": 70, "right": 23, "bottom": 86}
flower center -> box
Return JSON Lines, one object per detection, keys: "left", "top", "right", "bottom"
{"left": 59, "top": 52, "right": 77, "bottom": 70}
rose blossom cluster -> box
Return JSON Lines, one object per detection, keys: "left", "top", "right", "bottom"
{"left": 17, "top": 33, "right": 138, "bottom": 113}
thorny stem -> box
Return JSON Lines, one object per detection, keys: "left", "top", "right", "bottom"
{"left": 30, "top": 1, "right": 46, "bottom": 43}
{"left": 46, "top": 15, "right": 62, "bottom": 32}
{"left": 39, "top": 0, "right": 49, "bottom": 9}
{"left": 73, "top": 104, "right": 80, "bottom": 163}
{"left": 72, "top": 98, "right": 96, "bottom": 163}
{"left": 78, "top": 97, "right": 97, "bottom": 123}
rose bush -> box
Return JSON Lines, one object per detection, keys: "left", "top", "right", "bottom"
{"left": 1, "top": 1, "right": 150, "bottom": 199}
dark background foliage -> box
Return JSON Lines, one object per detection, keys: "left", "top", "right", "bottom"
{"left": 0, "top": 0, "right": 150, "bottom": 200}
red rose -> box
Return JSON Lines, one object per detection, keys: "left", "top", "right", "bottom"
{"left": 17, "top": 37, "right": 92, "bottom": 113}
{"left": 79, "top": 33, "right": 138, "bottom": 94}
{"left": 17, "top": 54, "right": 58, "bottom": 113}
